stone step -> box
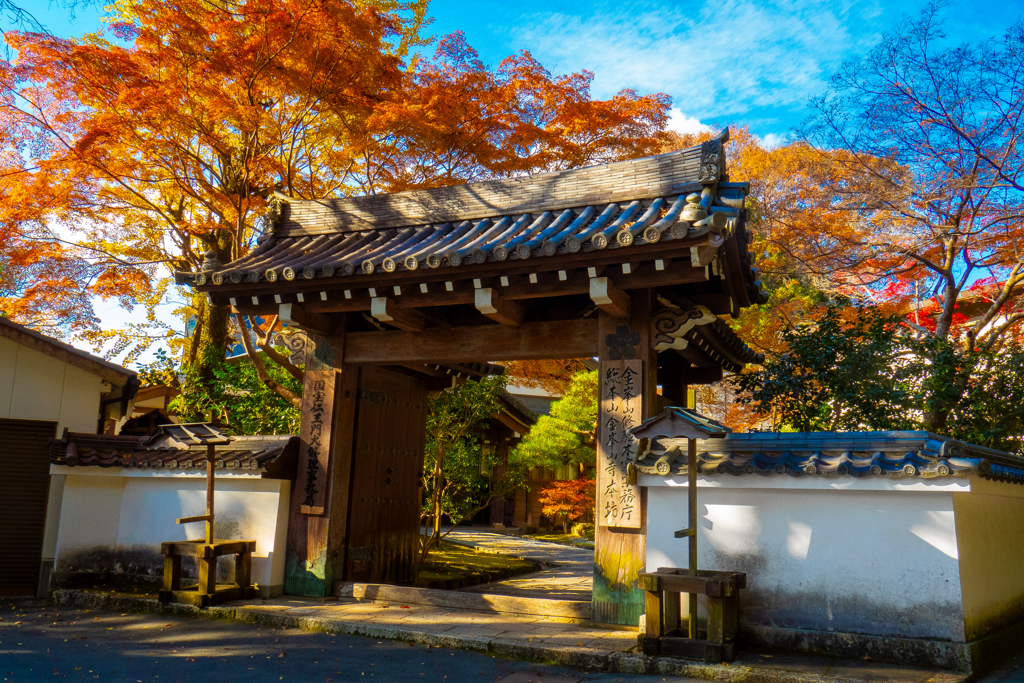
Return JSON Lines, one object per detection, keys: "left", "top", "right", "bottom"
{"left": 333, "top": 581, "right": 592, "bottom": 620}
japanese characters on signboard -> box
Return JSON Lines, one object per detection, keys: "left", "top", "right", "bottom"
{"left": 598, "top": 360, "right": 642, "bottom": 528}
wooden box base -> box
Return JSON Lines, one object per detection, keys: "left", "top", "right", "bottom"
{"left": 158, "top": 584, "right": 256, "bottom": 607}
{"left": 159, "top": 539, "right": 256, "bottom": 608}
{"left": 639, "top": 567, "right": 745, "bottom": 663}
{"left": 640, "top": 633, "right": 737, "bottom": 662}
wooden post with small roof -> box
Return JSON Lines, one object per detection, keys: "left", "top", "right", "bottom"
{"left": 156, "top": 422, "right": 257, "bottom": 607}
{"left": 630, "top": 407, "right": 746, "bottom": 661}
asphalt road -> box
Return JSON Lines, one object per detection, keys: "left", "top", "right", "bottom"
{"left": 980, "top": 650, "right": 1024, "bottom": 683}
{"left": 0, "top": 601, "right": 690, "bottom": 683}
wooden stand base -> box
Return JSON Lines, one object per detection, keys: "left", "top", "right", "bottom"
{"left": 159, "top": 539, "right": 256, "bottom": 608}
{"left": 639, "top": 568, "right": 746, "bottom": 663}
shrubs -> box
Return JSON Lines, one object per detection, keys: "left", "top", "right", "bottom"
{"left": 570, "top": 522, "right": 595, "bottom": 540}
{"left": 537, "top": 478, "right": 595, "bottom": 534}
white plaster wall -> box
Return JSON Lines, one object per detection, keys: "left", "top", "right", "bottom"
{"left": 58, "top": 365, "right": 104, "bottom": 434}
{"left": 55, "top": 475, "right": 126, "bottom": 553}
{"left": 10, "top": 344, "right": 67, "bottom": 424}
{"left": 41, "top": 474, "right": 66, "bottom": 559}
{"left": 0, "top": 338, "right": 104, "bottom": 433}
{"left": 53, "top": 468, "right": 290, "bottom": 593}
{"left": 644, "top": 477, "right": 966, "bottom": 641}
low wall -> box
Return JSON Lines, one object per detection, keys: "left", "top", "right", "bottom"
{"left": 50, "top": 466, "right": 290, "bottom": 597}
{"left": 646, "top": 476, "right": 967, "bottom": 641}
{"left": 642, "top": 472, "right": 1024, "bottom": 672}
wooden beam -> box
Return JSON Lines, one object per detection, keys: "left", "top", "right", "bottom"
{"left": 692, "top": 324, "right": 750, "bottom": 370}
{"left": 722, "top": 233, "right": 752, "bottom": 309}
{"left": 491, "top": 410, "right": 531, "bottom": 436}
{"left": 589, "top": 277, "right": 631, "bottom": 318}
{"left": 675, "top": 340, "right": 718, "bottom": 369}
{"left": 395, "top": 363, "right": 447, "bottom": 378}
{"left": 225, "top": 262, "right": 711, "bottom": 317}
{"left": 277, "top": 303, "right": 333, "bottom": 335}
{"left": 593, "top": 291, "right": 655, "bottom": 625}
{"left": 475, "top": 288, "right": 525, "bottom": 327}
{"left": 370, "top": 297, "right": 430, "bottom": 331}
{"left": 657, "top": 349, "right": 688, "bottom": 404}
{"left": 345, "top": 319, "right": 598, "bottom": 364}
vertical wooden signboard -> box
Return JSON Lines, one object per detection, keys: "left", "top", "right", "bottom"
{"left": 283, "top": 330, "right": 351, "bottom": 598}
{"left": 297, "top": 371, "right": 335, "bottom": 516}
{"left": 598, "top": 360, "right": 642, "bottom": 529}
{"left": 593, "top": 295, "right": 655, "bottom": 626}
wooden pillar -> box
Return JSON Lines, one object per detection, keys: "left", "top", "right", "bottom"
{"left": 284, "top": 321, "right": 360, "bottom": 597}
{"left": 489, "top": 439, "right": 510, "bottom": 526}
{"left": 593, "top": 289, "right": 658, "bottom": 625}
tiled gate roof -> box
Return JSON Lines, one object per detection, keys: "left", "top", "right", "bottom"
{"left": 179, "top": 131, "right": 761, "bottom": 306}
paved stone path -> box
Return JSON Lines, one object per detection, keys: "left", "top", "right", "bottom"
{"left": 50, "top": 591, "right": 961, "bottom": 683}
{"left": 445, "top": 529, "right": 593, "bottom": 602}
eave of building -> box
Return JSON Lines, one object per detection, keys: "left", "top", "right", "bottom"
{"left": 48, "top": 432, "right": 299, "bottom": 480}
{"left": 180, "top": 130, "right": 765, "bottom": 378}
{"left": 634, "top": 430, "right": 1024, "bottom": 482}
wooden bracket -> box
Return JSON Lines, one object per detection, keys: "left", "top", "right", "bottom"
{"left": 177, "top": 514, "right": 212, "bottom": 525}
{"left": 475, "top": 288, "right": 525, "bottom": 327}
{"left": 674, "top": 527, "right": 696, "bottom": 538}
{"left": 370, "top": 297, "right": 430, "bottom": 332}
{"left": 589, "top": 277, "right": 631, "bottom": 318}
{"left": 279, "top": 303, "right": 333, "bottom": 335}
{"left": 690, "top": 245, "right": 718, "bottom": 268}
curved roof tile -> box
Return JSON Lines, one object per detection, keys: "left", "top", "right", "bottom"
{"left": 634, "top": 430, "right": 1024, "bottom": 483}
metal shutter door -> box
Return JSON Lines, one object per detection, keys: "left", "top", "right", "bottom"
{"left": 0, "top": 418, "right": 58, "bottom": 596}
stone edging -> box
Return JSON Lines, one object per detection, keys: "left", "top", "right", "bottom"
{"left": 49, "top": 590, "right": 965, "bottom": 683}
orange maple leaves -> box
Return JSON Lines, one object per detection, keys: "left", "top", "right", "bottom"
{"left": 537, "top": 478, "right": 595, "bottom": 531}
{"left": 0, "top": 0, "right": 671, "bottom": 347}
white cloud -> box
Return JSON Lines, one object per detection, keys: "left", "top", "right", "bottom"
{"left": 758, "top": 132, "right": 790, "bottom": 149}
{"left": 666, "top": 109, "right": 711, "bottom": 136}
{"left": 511, "top": 0, "right": 878, "bottom": 120}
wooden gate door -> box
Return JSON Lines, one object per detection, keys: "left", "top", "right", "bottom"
{"left": 0, "top": 418, "right": 58, "bottom": 596}
{"left": 344, "top": 366, "right": 428, "bottom": 583}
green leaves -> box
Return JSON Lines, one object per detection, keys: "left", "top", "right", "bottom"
{"left": 421, "top": 375, "right": 521, "bottom": 545}
{"left": 736, "top": 305, "right": 1024, "bottom": 449}
{"left": 736, "top": 306, "right": 916, "bottom": 432}
{"left": 165, "top": 344, "right": 301, "bottom": 435}
{"left": 512, "top": 370, "right": 597, "bottom": 471}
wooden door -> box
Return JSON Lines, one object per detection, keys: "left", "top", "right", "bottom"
{"left": 344, "top": 367, "right": 428, "bottom": 583}
{"left": 0, "top": 419, "right": 58, "bottom": 596}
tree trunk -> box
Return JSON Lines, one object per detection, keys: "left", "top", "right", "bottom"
{"left": 420, "top": 445, "right": 446, "bottom": 564}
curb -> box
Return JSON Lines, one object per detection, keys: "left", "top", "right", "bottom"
{"left": 334, "top": 582, "right": 591, "bottom": 620}
{"left": 49, "top": 590, "right": 966, "bottom": 683}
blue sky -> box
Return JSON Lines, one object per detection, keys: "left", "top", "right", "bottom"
{"left": 425, "top": 0, "right": 1024, "bottom": 144}
{"left": 11, "top": 0, "right": 1024, "bottom": 364}
{"left": 19, "top": 0, "right": 1024, "bottom": 144}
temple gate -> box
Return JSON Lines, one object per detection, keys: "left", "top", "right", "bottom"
{"left": 181, "top": 128, "right": 764, "bottom": 623}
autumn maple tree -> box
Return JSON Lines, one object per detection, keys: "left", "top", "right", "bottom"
{"left": 1, "top": 0, "right": 423, "bottom": 399}
{"left": 790, "top": 8, "right": 1024, "bottom": 430}
{"left": 0, "top": 0, "right": 669, "bottom": 409}
{"left": 537, "top": 478, "right": 595, "bottom": 534}
{"left": 663, "top": 8, "right": 1024, "bottom": 434}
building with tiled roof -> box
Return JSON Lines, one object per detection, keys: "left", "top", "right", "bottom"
{"left": 0, "top": 316, "right": 136, "bottom": 597}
